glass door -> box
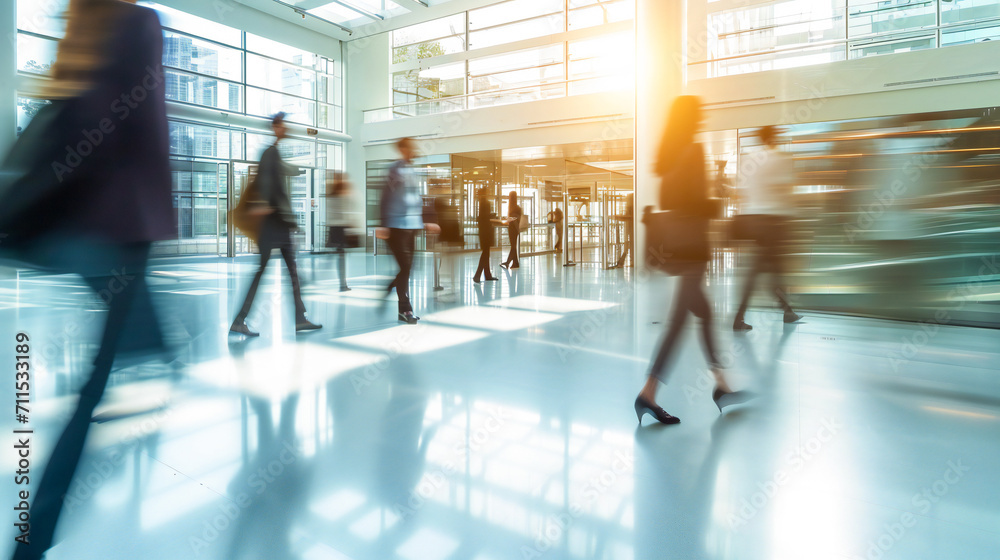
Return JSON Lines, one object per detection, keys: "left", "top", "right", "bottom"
{"left": 228, "top": 161, "right": 258, "bottom": 257}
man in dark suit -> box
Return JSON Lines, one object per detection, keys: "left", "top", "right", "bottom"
{"left": 473, "top": 190, "right": 498, "bottom": 283}
{"left": 230, "top": 112, "right": 321, "bottom": 336}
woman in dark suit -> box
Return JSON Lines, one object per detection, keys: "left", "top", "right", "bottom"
{"left": 500, "top": 190, "right": 522, "bottom": 269}
{"left": 634, "top": 96, "right": 748, "bottom": 426}
{"left": 2, "top": 2, "right": 174, "bottom": 558}
{"left": 473, "top": 190, "right": 498, "bottom": 283}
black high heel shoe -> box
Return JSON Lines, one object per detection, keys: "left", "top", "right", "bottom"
{"left": 634, "top": 396, "right": 680, "bottom": 425}
{"left": 712, "top": 388, "right": 755, "bottom": 413}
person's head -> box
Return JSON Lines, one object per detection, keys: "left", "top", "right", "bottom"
{"left": 46, "top": 0, "right": 129, "bottom": 98}
{"left": 758, "top": 125, "right": 780, "bottom": 148}
{"left": 397, "top": 137, "right": 417, "bottom": 162}
{"left": 507, "top": 190, "right": 517, "bottom": 209}
{"left": 271, "top": 112, "right": 288, "bottom": 141}
{"left": 656, "top": 95, "right": 704, "bottom": 176}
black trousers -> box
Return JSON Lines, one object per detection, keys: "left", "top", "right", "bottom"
{"left": 504, "top": 224, "right": 520, "bottom": 266}
{"left": 388, "top": 228, "right": 416, "bottom": 313}
{"left": 616, "top": 218, "right": 633, "bottom": 266}
{"left": 474, "top": 246, "right": 492, "bottom": 281}
{"left": 734, "top": 215, "right": 793, "bottom": 322}
{"left": 327, "top": 226, "right": 349, "bottom": 290}
{"left": 14, "top": 242, "right": 151, "bottom": 560}
{"left": 236, "top": 220, "right": 306, "bottom": 322}
{"left": 648, "top": 262, "right": 720, "bottom": 382}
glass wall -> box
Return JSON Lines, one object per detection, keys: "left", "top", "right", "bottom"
{"left": 14, "top": 1, "right": 347, "bottom": 256}
{"left": 713, "top": 107, "right": 1000, "bottom": 327}
{"left": 690, "top": 0, "right": 1000, "bottom": 80}
{"left": 370, "top": 0, "right": 636, "bottom": 122}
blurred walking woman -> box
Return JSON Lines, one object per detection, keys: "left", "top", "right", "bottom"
{"left": 326, "top": 172, "right": 354, "bottom": 292}
{"left": 500, "top": 190, "right": 522, "bottom": 269}
{"left": 1, "top": 1, "right": 174, "bottom": 558}
{"left": 634, "top": 96, "right": 747, "bottom": 426}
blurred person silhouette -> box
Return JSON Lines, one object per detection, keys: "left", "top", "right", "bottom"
{"left": 634, "top": 96, "right": 751, "bottom": 426}
{"left": 473, "top": 189, "right": 499, "bottom": 283}
{"left": 732, "top": 125, "right": 801, "bottom": 331}
{"left": 434, "top": 194, "right": 464, "bottom": 301}
{"left": 609, "top": 193, "right": 634, "bottom": 269}
{"left": 325, "top": 172, "right": 356, "bottom": 292}
{"left": 230, "top": 112, "right": 321, "bottom": 337}
{"left": 0, "top": 2, "right": 174, "bottom": 558}
{"left": 547, "top": 205, "right": 564, "bottom": 251}
{"left": 500, "top": 190, "right": 522, "bottom": 269}
{"left": 377, "top": 137, "right": 440, "bottom": 324}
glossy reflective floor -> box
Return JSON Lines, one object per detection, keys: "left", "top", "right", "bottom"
{"left": 2, "top": 250, "right": 999, "bottom": 560}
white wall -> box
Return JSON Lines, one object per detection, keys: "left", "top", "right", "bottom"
{"left": 345, "top": 30, "right": 391, "bottom": 217}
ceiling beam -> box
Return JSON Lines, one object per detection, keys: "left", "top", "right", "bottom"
{"left": 267, "top": 0, "right": 354, "bottom": 34}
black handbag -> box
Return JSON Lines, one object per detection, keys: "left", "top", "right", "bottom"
{"left": 642, "top": 205, "right": 709, "bottom": 274}
{"left": 0, "top": 100, "right": 82, "bottom": 240}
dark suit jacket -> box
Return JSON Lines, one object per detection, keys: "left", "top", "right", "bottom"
{"left": 476, "top": 198, "right": 494, "bottom": 247}
{"left": 56, "top": 3, "right": 174, "bottom": 243}
{"left": 257, "top": 144, "right": 300, "bottom": 229}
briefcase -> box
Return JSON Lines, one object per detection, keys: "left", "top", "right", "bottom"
{"left": 642, "top": 205, "right": 709, "bottom": 274}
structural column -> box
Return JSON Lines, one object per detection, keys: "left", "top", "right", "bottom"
{"left": 0, "top": 1, "right": 16, "bottom": 156}
{"left": 634, "top": 0, "right": 685, "bottom": 272}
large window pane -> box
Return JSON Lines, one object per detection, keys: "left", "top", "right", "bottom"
{"left": 393, "top": 62, "right": 466, "bottom": 106}
{"left": 246, "top": 87, "right": 315, "bottom": 126}
{"left": 16, "top": 33, "right": 58, "bottom": 75}
{"left": 318, "top": 103, "right": 344, "bottom": 131}
{"left": 848, "top": 0, "right": 937, "bottom": 38}
{"left": 246, "top": 34, "right": 319, "bottom": 69}
{"left": 394, "top": 14, "right": 466, "bottom": 48}
{"left": 163, "top": 31, "right": 243, "bottom": 82}
{"left": 568, "top": 0, "right": 634, "bottom": 31}
{"left": 942, "top": 0, "right": 1000, "bottom": 25}
{"left": 16, "top": 98, "right": 50, "bottom": 136}
{"left": 941, "top": 21, "right": 1000, "bottom": 46}
{"left": 246, "top": 53, "right": 316, "bottom": 99}
{"left": 394, "top": 36, "right": 467, "bottom": 64}
{"left": 142, "top": 2, "right": 242, "bottom": 47}
{"left": 569, "top": 32, "right": 634, "bottom": 92}
{"left": 469, "top": 44, "right": 564, "bottom": 78}
{"left": 169, "top": 122, "right": 233, "bottom": 159}
{"left": 469, "top": 13, "right": 565, "bottom": 49}
{"left": 166, "top": 69, "right": 243, "bottom": 111}
{"left": 17, "top": 0, "right": 69, "bottom": 38}
{"left": 469, "top": 0, "right": 563, "bottom": 30}
{"left": 848, "top": 32, "right": 936, "bottom": 58}
{"left": 471, "top": 64, "right": 565, "bottom": 94}
{"left": 317, "top": 74, "right": 343, "bottom": 106}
